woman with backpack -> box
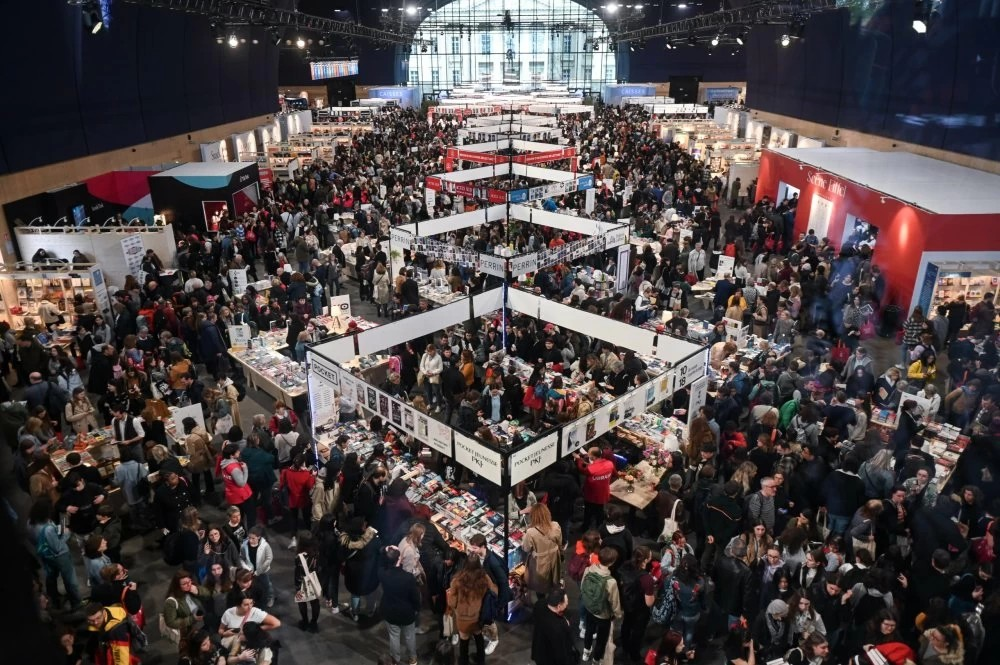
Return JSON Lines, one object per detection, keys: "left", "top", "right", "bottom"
{"left": 580, "top": 547, "right": 624, "bottom": 663}
{"left": 447, "top": 556, "right": 498, "bottom": 665}
{"left": 568, "top": 530, "right": 602, "bottom": 638}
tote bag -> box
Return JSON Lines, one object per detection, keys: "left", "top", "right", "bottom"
{"left": 295, "top": 553, "right": 322, "bottom": 604}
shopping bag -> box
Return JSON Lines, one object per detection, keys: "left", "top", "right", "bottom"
{"left": 831, "top": 341, "right": 850, "bottom": 365}
{"left": 295, "top": 553, "right": 321, "bottom": 603}
{"left": 442, "top": 612, "right": 455, "bottom": 638}
{"left": 817, "top": 511, "right": 831, "bottom": 540}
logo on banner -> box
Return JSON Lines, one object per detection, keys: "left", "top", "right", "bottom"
{"left": 510, "top": 434, "right": 558, "bottom": 484}
{"left": 425, "top": 176, "right": 442, "bottom": 191}
{"left": 478, "top": 253, "right": 507, "bottom": 277}
{"left": 509, "top": 189, "right": 528, "bottom": 204}
{"left": 487, "top": 189, "right": 508, "bottom": 204}
{"left": 454, "top": 434, "right": 502, "bottom": 484}
{"left": 309, "top": 355, "right": 340, "bottom": 386}
{"left": 604, "top": 226, "right": 628, "bottom": 250}
{"left": 806, "top": 171, "right": 847, "bottom": 197}
{"left": 577, "top": 174, "right": 594, "bottom": 190}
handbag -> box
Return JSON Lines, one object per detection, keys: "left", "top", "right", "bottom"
{"left": 442, "top": 612, "right": 455, "bottom": 638}
{"left": 817, "top": 510, "right": 831, "bottom": 539}
{"left": 158, "top": 597, "right": 181, "bottom": 645}
{"left": 295, "top": 553, "right": 321, "bottom": 603}
{"left": 852, "top": 537, "right": 877, "bottom": 559}
{"left": 416, "top": 371, "right": 425, "bottom": 387}
{"left": 831, "top": 340, "right": 850, "bottom": 365}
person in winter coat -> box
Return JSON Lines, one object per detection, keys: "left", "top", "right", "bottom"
{"left": 372, "top": 263, "right": 392, "bottom": 317}
{"left": 447, "top": 556, "right": 498, "bottom": 665}
{"left": 531, "top": 588, "right": 578, "bottom": 665}
{"left": 220, "top": 443, "right": 256, "bottom": 528}
{"left": 162, "top": 569, "right": 212, "bottom": 639}
{"left": 310, "top": 459, "right": 342, "bottom": 524}
{"left": 239, "top": 526, "right": 274, "bottom": 608}
{"left": 242, "top": 434, "right": 277, "bottom": 524}
{"left": 340, "top": 516, "right": 382, "bottom": 620}
{"left": 182, "top": 417, "right": 215, "bottom": 506}
{"left": 521, "top": 503, "right": 563, "bottom": 599}
{"left": 540, "top": 461, "right": 581, "bottom": 538}
{"left": 819, "top": 457, "right": 866, "bottom": 536}
{"left": 702, "top": 481, "right": 744, "bottom": 571}
{"left": 715, "top": 536, "right": 755, "bottom": 625}
{"left": 380, "top": 545, "right": 422, "bottom": 664}
{"left": 279, "top": 454, "right": 315, "bottom": 549}
{"left": 65, "top": 387, "right": 99, "bottom": 435}
{"left": 199, "top": 525, "right": 241, "bottom": 575}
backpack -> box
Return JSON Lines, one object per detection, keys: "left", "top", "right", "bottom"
{"left": 650, "top": 577, "right": 678, "bottom": 625}
{"left": 618, "top": 564, "right": 646, "bottom": 612}
{"left": 36, "top": 523, "right": 58, "bottom": 563}
{"left": 125, "top": 612, "right": 149, "bottom": 653}
{"left": 534, "top": 381, "right": 548, "bottom": 398}
{"left": 580, "top": 571, "right": 612, "bottom": 616}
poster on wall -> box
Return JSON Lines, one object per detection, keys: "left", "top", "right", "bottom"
{"left": 308, "top": 366, "right": 337, "bottom": 428}
{"left": 120, "top": 234, "right": 145, "bottom": 279}
{"left": 808, "top": 194, "right": 834, "bottom": 241}
{"left": 716, "top": 255, "right": 735, "bottom": 278}
{"left": 171, "top": 403, "right": 205, "bottom": 436}
{"left": 687, "top": 375, "right": 709, "bottom": 426}
{"left": 454, "top": 432, "right": 503, "bottom": 484}
{"left": 87, "top": 266, "right": 113, "bottom": 318}
{"left": 509, "top": 432, "right": 559, "bottom": 485}
{"left": 563, "top": 419, "right": 588, "bottom": 457}
{"left": 655, "top": 371, "right": 674, "bottom": 405}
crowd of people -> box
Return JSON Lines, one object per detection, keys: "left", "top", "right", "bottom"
{"left": 3, "top": 102, "right": 1000, "bottom": 665}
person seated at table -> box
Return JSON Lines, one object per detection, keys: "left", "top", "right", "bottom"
{"left": 708, "top": 321, "right": 727, "bottom": 346}
{"left": 666, "top": 312, "right": 689, "bottom": 338}
{"left": 479, "top": 381, "right": 514, "bottom": 423}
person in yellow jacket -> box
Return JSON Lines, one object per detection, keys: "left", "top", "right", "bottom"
{"left": 907, "top": 352, "right": 937, "bottom": 389}
{"left": 85, "top": 602, "right": 137, "bottom": 665}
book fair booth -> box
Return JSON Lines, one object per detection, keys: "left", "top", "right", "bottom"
{"left": 149, "top": 162, "right": 262, "bottom": 233}
{"left": 756, "top": 147, "right": 1000, "bottom": 313}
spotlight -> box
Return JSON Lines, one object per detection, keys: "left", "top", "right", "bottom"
{"left": 296, "top": 37, "right": 306, "bottom": 49}
{"left": 710, "top": 34, "right": 719, "bottom": 47}
{"left": 664, "top": 40, "right": 673, "bottom": 50}
{"left": 736, "top": 30, "right": 746, "bottom": 46}
{"left": 678, "top": 3, "right": 688, "bottom": 8}
{"left": 228, "top": 34, "right": 239, "bottom": 48}
{"left": 912, "top": 0, "right": 930, "bottom": 33}
{"left": 780, "top": 34, "right": 791, "bottom": 47}
{"left": 252, "top": 38, "right": 259, "bottom": 44}
{"left": 605, "top": 3, "right": 618, "bottom": 13}
{"left": 82, "top": 1, "right": 103, "bottom": 34}
{"left": 634, "top": 4, "right": 643, "bottom": 8}
{"left": 406, "top": 5, "right": 417, "bottom": 15}
{"left": 629, "top": 43, "right": 635, "bottom": 52}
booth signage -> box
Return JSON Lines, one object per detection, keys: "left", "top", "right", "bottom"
{"left": 508, "top": 189, "right": 529, "bottom": 203}
{"left": 454, "top": 433, "right": 503, "bottom": 485}
{"left": 426, "top": 419, "right": 453, "bottom": 456}
{"left": 604, "top": 226, "right": 628, "bottom": 251}
{"left": 716, "top": 255, "right": 735, "bottom": 277}
{"left": 675, "top": 351, "right": 707, "bottom": 390}
{"left": 330, "top": 295, "right": 352, "bottom": 321}
{"left": 425, "top": 187, "right": 435, "bottom": 212}
{"left": 88, "top": 266, "right": 113, "bottom": 318}
{"left": 509, "top": 432, "right": 559, "bottom": 485}
{"left": 390, "top": 227, "right": 412, "bottom": 251}
{"left": 487, "top": 189, "right": 508, "bottom": 205}
{"left": 687, "top": 375, "right": 709, "bottom": 427}
{"left": 805, "top": 171, "right": 847, "bottom": 198}
{"left": 120, "top": 234, "right": 145, "bottom": 278}
{"left": 229, "top": 324, "right": 251, "bottom": 348}
{"left": 424, "top": 176, "right": 442, "bottom": 191}
{"left": 918, "top": 263, "right": 939, "bottom": 315}
{"left": 229, "top": 268, "right": 249, "bottom": 296}
{"left": 479, "top": 253, "right": 507, "bottom": 278}
{"left": 510, "top": 252, "right": 538, "bottom": 277}
{"left": 577, "top": 174, "right": 594, "bottom": 190}
{"left": 585, "top": 187, "right": 596, "bottom": 213}
{"left": 309, "top": 354, "right": 341, "bottom": 388}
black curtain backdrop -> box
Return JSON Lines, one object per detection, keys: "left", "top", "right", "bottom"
{"left": 628, "top": 39, "right": 748, "bottom": 86}
{"left": 0, "top": 0, "right": 280, "bottom": 175}
{"left": 746, "top": 1, "right": 1000, "bottom": 161}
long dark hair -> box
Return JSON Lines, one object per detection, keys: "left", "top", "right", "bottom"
{"left": 653, "top": 630, "right": 684, "bottom": 664}
{"left": 452, "top": 556, "right": 489, "bottom": 603}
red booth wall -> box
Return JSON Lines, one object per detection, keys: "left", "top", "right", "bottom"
{"left": 757, "top": 150, "right": 1000, "bottom": 312}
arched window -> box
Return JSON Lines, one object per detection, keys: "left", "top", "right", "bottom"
{"left": 407, "top": 0, "right": 617, "bottom": 94}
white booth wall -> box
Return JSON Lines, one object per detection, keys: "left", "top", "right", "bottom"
{"left": 14, "top": 225, "right": 178, "bottom": 289}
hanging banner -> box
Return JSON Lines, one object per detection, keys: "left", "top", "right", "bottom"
{"left": 426, "top": 419, "right": 453, "bottom": 456}
{"left": 390, "top": 227, "right": 412, "bottom": 250}
{"left": 510, "top": 252, "right": 538, "bottom": 278}
{"left": 228, "top": 324, "right": 252, "bottom": 348}
{"left": 425, "top": 187, "right": 436, "bottom": 213}
{"left": 121, "top": 233, "right": 145, "bottom": 279}
{"left": 307, "top": 356, "right": 338, "bottom": 428}
{"left": 308, "top": 352, "right": 342, "bottom": 389}
{"left": 604, "top": 225, "right": 628, "bottom": 250}
{"left": 478, "top": 253, "right": 507, "bottom": 278}
{"left": 510, "top": 432, "right": 559, "bottom": 484}
{"left": 616, "top": 244, "right": 630, "bottom": 292}
{"left": 454, "top": 432, "right": 503, "bottom": 485}
{"left": 228, "top": 268, "right": 249, "bottom": 296}
{"left": 674, "top": 351, "right": 706, "bottom": 390}
{"left": 585, "top": 187, "right": 596, "bottom": 214}
{"left": 687, "top": 375, "right": 709, "bottom": 427}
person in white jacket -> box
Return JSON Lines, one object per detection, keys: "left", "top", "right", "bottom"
{"left": 419, "top": 343, "right": 443, "bottom": 412}
{"left": 688, "top": 241, "right": 707, "bottom": 280}
{"left": 240, "top": 526, "right": 275, "bottom": 607}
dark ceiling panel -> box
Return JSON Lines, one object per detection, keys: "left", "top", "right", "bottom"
{"left": 137, "top": 8, "right": 190, "bottom": 140}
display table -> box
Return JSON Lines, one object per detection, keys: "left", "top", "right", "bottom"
{"left": 419, "top": 282, "right": 465, "bottom": 306}
{"left": 228, "top": 346, "right": 308, "bottom": 403}
{"left": 256, "top": 315, "right": 378, "bottom": 352}
{"left": 610, "top": 460, "right": 664, "bottom": 509}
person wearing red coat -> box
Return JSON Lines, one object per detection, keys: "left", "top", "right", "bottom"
{"left": 574, "top": 446, "right": 616, "bottom": 531}
{"left": 279, "top": 455, "right": 315, "bottom": 549}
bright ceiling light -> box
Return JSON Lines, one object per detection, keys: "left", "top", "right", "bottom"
{"left": 605, "top": 3, "right": 618, "bottom": 13}
{"left": 710, "top": 35, "right": 719, "bottom": 46}
{"left": 227, "top": 34, "right": 239, "bottom": 48}
{"left": 678, "top": 3, "right": 688, "bottom": 8}
{"left": 634, "top": 4, "right": 644, "bottom": 9}
{"left": 406, "top": 5, "right": 417, "bottom": 15}
{"left": 780, "top": 34, "right": 791, "bottom": 47}
{"left": 912, "top": 19, "right": 927, "bottom": 33}
{"left": 296, "top": 37, "right": 306, "bottom": 49}
{"left": 736, "top": 32, "right": 745, "bottom": 46}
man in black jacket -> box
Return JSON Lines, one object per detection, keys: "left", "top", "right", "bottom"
{"left": 541, "top": 461, "right": 581, "bottom": 540}
{"left": 400, "top": 270, "right": 420, "bottom": 307}
{"left": 702, "top": 481, "right": 744, "bottom": 572}
{"left": 379, "top": 547, "right": 422, "bottom": 665}
{"left": 531, "top": 589, "right": 578, "bottom": 665}
{"left": 714, "top": 536, "right": 754, "bottom": 625}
